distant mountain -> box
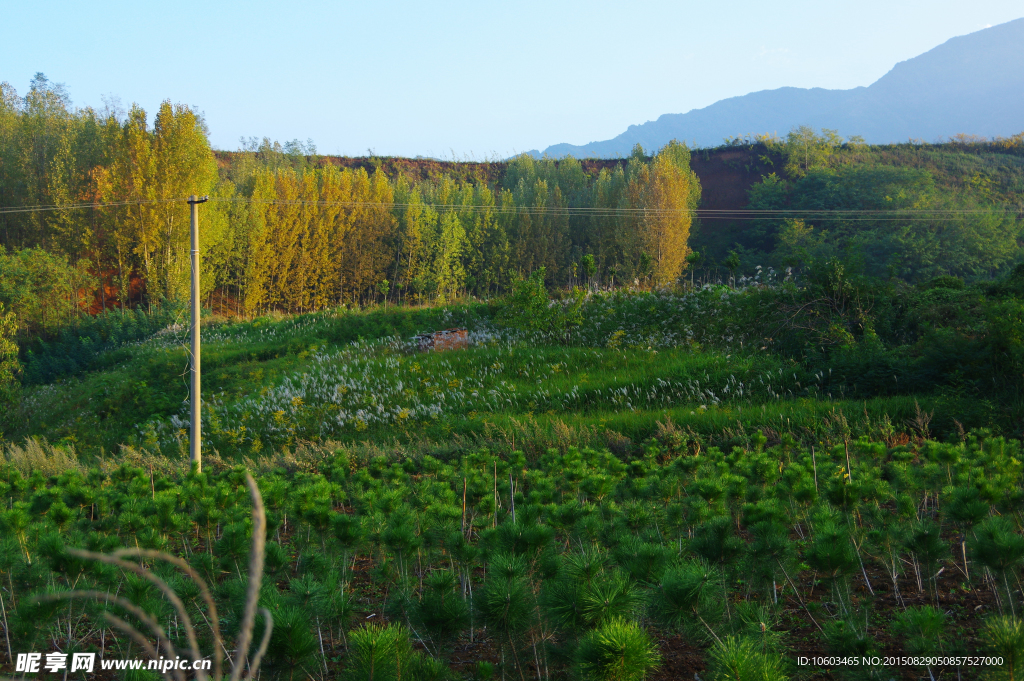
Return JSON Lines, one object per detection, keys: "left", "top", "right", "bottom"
{"left": 534, "top": 18, "right": 1024, "bottom": 158}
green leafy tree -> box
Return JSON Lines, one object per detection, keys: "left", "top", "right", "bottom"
{"left": 496, "top": 267, "right": 585, "bottom": 341}
{"left": 432, "top": 211, "right": 466, "bottom": 303}
{"left": 724, "top": 251, "right": 741, "bottom": 283}
{"left": 783, "top": 126, "right": 844, "bottom": 177}
{"left": 0, "top": 301, "right": 19, "bottom": 403}
{"left": 0, "top": 247, "right": 94, "bottom": 335}
{"left": 581, "top": 253, "right": 597, "bottom": 289}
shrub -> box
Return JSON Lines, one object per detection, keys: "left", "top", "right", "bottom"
{"left": 971, "top": 517, "right": 1024, "bottom": 616}
{"left": 496, "top": 268, "right": 585, "bottom": 341}
{"left": 982, "top": 616, "right": 1024, "bottom": 681}
{"left": 894, "top": 606, "right": 946, "bottom": 656}
{"left": 344, "top": 622, "right": 415, "bottom": 681}
{"left": 706, "top": 635, "right": 786, "bottom": 681}
{"left": 574, "top": 617, "right": 661, "bottom": 681}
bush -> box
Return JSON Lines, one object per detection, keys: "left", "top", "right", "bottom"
{"left": 344, "top": 622, "right": 448, "bottom": 681}
{"left": 982, "top": 616, "right": 1024, "bottom": 680}
{"left": 496, "top": 268, "right": 585, "bottom": 341}
{"left": 574, "top": 617, "right": 661, "bottom": 681}
{"left": 706, "top": 636, "right": 786, "bottom": 681}
{"left": 20, "top": 303, "right": 182, "bottom": 385}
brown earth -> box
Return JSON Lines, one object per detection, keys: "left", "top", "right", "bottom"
{"left": 212, "top": 149, "right": 773, "bottom": 214}
{"left": 690, "top": 146, "right": 777, "bottom": 211}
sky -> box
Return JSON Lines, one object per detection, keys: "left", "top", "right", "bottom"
{"left": 2, "top": 0, "right": 1021, "bottom": 158}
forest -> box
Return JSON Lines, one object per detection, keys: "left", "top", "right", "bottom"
{"left": 0, "top": 74, "right": 698, "bottom": 326}
{"left": 3, "top": 74, "right": 1023, "bottom": 339}
{"left": 2, "top": 75, "right": 1024, "bottom": 681}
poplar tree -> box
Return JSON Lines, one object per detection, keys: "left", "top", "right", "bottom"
{"left": 432, "top": 211, "right": 466, "bottom": 302}
{"left": 639, "top": 141, "right": 699, "bottom": 285}
{"left": 0, "top": 302, "right": 18, "bottom": 403}
{"left": 0, "top": 82, "right": 720, "bottom": 313}
{"left": 150, "top": 101, "right": 217, "bottom": 302}
{"left": 104, "top": 105, "right": 156, "bottom": 307}
{"left": 396, "top": 186, "right": 433, "bottom": 304}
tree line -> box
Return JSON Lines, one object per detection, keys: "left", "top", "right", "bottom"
{"left": 0, "top": 74, "right": 700, "bottom": 329}
{"left": 694, "top": 127, "right": 1024, "bottom": 282}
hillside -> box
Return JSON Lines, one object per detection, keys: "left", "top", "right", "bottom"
{"left": 4, "top": 270, "right": 1024, "bottom": 678}
{"left": 6, "top": 16, "right": 1024, "bottom": 681}
{"left": 685, "top": 137, "right": 1024, "bottom": 270}
{"left": 536, "top": 18, "right": 1024, "bottom": 158}
{"left": 4, "top": 219, "right": 1024, "bottom": 681}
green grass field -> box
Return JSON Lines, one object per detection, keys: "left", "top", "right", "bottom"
{"left": 3, "top": 286, "right": 1024, "bottom": 681}
{"left": 4, "top": 290, "right": 1007, "bottom": 462}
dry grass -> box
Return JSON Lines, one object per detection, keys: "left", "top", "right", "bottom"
{"left": 2, "top": 437, "right": 84, "bottom": 477}
{"left": 102, "top": 444, "right": 194, "bottom": 478}
{"left": 3, "top": 437, "right": 209, "bottom": 479}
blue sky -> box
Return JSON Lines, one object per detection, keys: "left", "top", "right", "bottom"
{"left": 3, "top": 0, "right": 1021, "bottom": 157}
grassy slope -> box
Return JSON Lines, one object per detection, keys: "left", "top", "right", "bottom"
{"left": 4, "top": 295, "right": 1020, "bottom": 680}
{"left": 2, "top": 300, "right": 988, "bottom": 461}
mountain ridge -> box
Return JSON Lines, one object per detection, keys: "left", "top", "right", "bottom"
{"left": 533, "top": 18, "right": 1024, "bottom": 158}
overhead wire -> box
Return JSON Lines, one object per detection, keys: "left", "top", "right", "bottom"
{"left": 205, "top": 196, "right": 1011, "bottom": 217}
{"left": 0, "top": 196, "right": 1018, "bottom": 222}
{"left": 0, "top": 197, "right": 188, "bottom": 215}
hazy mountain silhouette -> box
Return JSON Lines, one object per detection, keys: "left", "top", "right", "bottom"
{"left": 533, "top": 18, "right": 1024, "bottom": 158}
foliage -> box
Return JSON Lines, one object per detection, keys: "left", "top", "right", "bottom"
{"left": 0, "top": 300, "right": 19, "bottom": 402}
{"left": 693, "top": 128, "right": 1024, "bottom": 284}
{"left": 6, "top": 268, "right": 1024, "bottom": 451}
{"left": 1, "top": 76, "right": 708, "bottom": 315}
{"left": 495, "top": 267, "right": 585, "bottom": 340}
{"left": 266, "top": 605, "right": 319, "bottom": 675}
{"left": 574, "top": 618, "right": 661, "bottom": 681}
{"left": 0, "top": 246, "right": 95, "bottom": 336}
{"left": 19, "top": 302, "right": 182, "bottom": 384}
{"left": 982, "top": 617, "right": 1024, "bottom": 681}
{"left": 0, "top": 225, "right": 1023, "bottom": 678}
{"left": 622, "top": 140, "right": 700, "bottom": 286}
{"left": 344, "top": 623, "right": 418, "bottom": 681}
{"left": 1, "top": 416, "right": 1023, "bottom": 679}
{"left": 705, "top": 636, "right": 787, "bottom": 681}
{"left": 971, "top": 517, "right": 1024, "bottom": 615}
{"left": 894, "top": 606, "right": 946, "bottom": 656}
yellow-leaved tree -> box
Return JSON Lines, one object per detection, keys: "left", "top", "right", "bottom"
{"left": 625, "top": 140, "right": 701, "bottom": 286}
{"left": 93, "top": 102, "right": 215, "bottom": 306}
{"left": 150, "top": 101, "right": 218, "bottom": 302}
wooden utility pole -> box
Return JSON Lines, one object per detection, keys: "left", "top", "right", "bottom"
{"left": 188, "top": 195, "right": 209, "bottom": 473}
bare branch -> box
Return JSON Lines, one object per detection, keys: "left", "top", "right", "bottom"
{"left": 34, "top": 590, "right": 185, "bottom": 681}
{"left": 230, "top": 472, "right": 267, "bottom": 681}
{"left": 243, "top": 607, "right": 274, "bottom": 681}
{"left": 112, "top": 547, "right": 222, "bottom": 679}
{"left": 67, "top": 549, "right": 206, "bottom": 680}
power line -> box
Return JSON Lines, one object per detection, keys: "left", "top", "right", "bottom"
{"left": 0, "top": 198, "right": 186, "bottom": 215}
{"left": 206, "top": 196, "right": 1011, "bottom": 215}
{"left": 0, "top": 196, "right": 1018, "bottom": 222}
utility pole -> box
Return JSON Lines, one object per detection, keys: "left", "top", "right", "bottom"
{"left": 188, "top": 195, "right": 209, "bottom": 473}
